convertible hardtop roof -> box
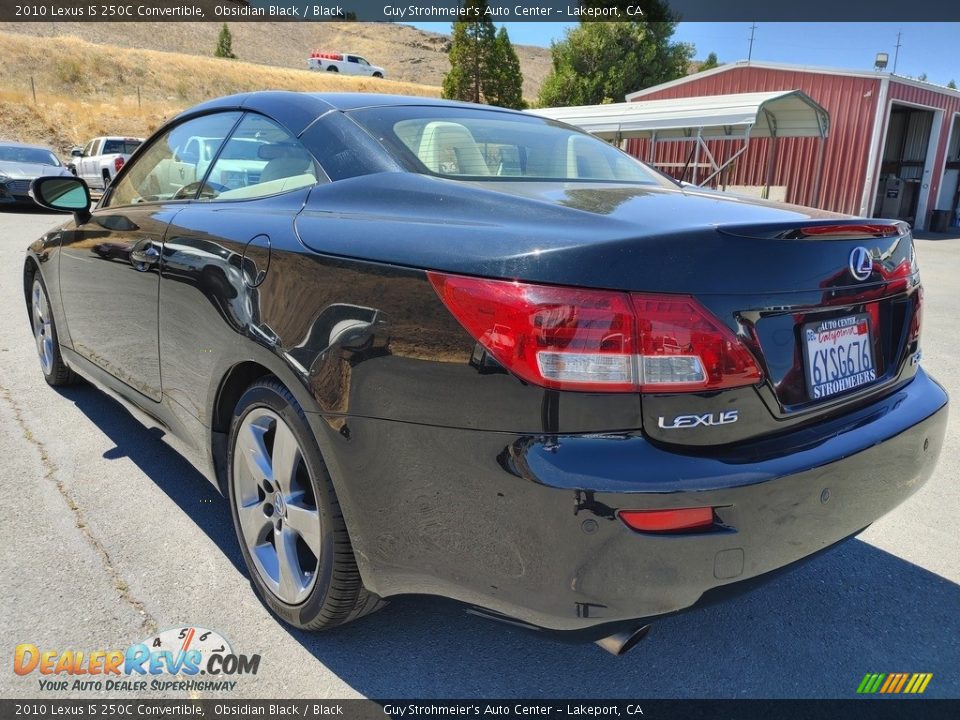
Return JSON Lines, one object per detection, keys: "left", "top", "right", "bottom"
{"left": 194, "top": 90, "right": 523, "bottom": 112}
{"left": 304, "top": 93, "right": 500, "bottom": 111}
{"left": 178, "top": 91, "right": 529, "bottom": 136}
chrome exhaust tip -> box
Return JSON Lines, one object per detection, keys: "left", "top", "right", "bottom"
{"left": 594, "top": 624, "right": 652, "bottom": 656}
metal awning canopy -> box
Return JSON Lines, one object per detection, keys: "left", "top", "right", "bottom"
{"left": 528, "top": 90, "right": 830, "bottom": 202}
{"left": 527, "top": 90, "right": 829, "bottom": 141}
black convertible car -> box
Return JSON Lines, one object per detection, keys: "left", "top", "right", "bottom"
{"left": 25, "top": 93, "right": 947, "bottom": 655}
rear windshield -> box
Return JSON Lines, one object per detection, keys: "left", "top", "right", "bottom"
{"left": 102, "top": 139, "right": 142, "bottom": 155}
{"left": 0, "top": 145, "right": 61, "bottom": 166}
{"left": 349, "top": 106, "right": 662, "bottom": 184}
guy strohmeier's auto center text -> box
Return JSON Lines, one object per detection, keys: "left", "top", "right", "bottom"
{"left": 382, "top": 5, "right": 644, "bottom": 18}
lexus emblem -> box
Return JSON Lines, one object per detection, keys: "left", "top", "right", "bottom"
{"left": 849, "top": 246, "right": 873, "bottom": 281}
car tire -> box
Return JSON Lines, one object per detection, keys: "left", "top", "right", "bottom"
{"left": 227, "top": 377, "right": 384, "bottom": 630}
{"left": 102, "top": 170, "right": 111, "bottom": 188}
{"left": 30, "top": 274, "right": 77, "bottom": 387}
{"left": 373, "top": 72, "right": 383, "bottom": 79}
{"left": 326, "top": 66, "right": 339, "bottom": 72}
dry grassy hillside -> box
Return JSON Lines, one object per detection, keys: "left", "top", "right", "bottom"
{"left": 0, "top": 21, "right": 553, "bottom": 100}
{"left": 0, "top": 31, "right": 439, "bottom": 152}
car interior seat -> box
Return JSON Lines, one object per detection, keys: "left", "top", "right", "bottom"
{"left": 417, "top": 122, "right": 490, "bottom": 176}
{"left": 259, "top": 145, "right": 317, "bottom": 184}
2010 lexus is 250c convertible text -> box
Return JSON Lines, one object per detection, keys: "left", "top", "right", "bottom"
{"left": 24, "top": 92, "right": 947, "bottom": 655}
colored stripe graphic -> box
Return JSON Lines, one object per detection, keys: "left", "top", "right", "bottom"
{"left": 894, "top": 674, "right": 910, "bottom": 693}
{"left": 856, "top": 672, "right": 932, "bottom": 694}
{"left": 885, "top": 673, "right": 906, "bottom": 693}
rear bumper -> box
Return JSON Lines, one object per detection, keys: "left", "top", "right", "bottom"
{"left": 315, "top": 369, "right": 948, "bottom": 635}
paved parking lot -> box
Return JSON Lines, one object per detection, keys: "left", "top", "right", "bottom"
{"left": 0, "top": 206, "right": 958, "bottom": 699}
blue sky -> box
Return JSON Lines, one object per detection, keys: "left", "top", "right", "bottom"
{"left": 407, "top": 22, "right": 960, "bottom": 87}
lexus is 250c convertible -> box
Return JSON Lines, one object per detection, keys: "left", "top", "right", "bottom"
{"left": 25, "top": 92, "right": 947, "bottom": 655}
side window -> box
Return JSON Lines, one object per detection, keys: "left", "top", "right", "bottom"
{"left": 347, "top": 56, "right": 359, "bottom": 63}
{"left": 105, "top": 112, "right": 240, "bottom": 207}
{"left": 200, "top": 114, "right": 319, "bottom": 202}
{"left": 82, "top": 141, "right": 95, "bottom": 157}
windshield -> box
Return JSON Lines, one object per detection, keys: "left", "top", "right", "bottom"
{"left": 349, "top": 106, "right": 663, "bottom": 184}
{"left": 0, "top": 145, "right": 61, "bottom": 166}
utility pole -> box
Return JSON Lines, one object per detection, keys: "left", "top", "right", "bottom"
{"left": 748, "top": 23, "right": 758, "bottom": 64}
{"left": 893, "top": 31, "right": 902, "bottom": 74}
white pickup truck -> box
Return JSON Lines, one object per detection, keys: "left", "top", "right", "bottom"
{"left": 145, "top": 135, "right": 269, "bottom": 198}
{"left": 70, "top": 136, "right": 143, "bottom": 190}
{"left": 308, "top": 51, "right": 386, "bottom": 78}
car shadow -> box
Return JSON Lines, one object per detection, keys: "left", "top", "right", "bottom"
{"left": 915, "top": 231, "right": 960, "bottom": 241}
{"left": 58, "top": 382, "right": 960, "bottom": 699}
{"left": 56, "top": 382, "right": 245, "bottom": 575}
{"left": 0, "top": 205, "right": 62, "bottom": 215}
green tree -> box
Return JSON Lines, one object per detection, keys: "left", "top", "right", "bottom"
{"left": 486, "top": 26, "right": 525, "bottom": 109}
{"left": 442, "top": 1, "right": 497, "bottom": 104}
{"left": 538, "top": 18, "right": 693, "bottom": 107}
{"left": 698, "top": 52, "right": 721, "bottom": 72}
{"left": 214, "top": 23, "right": 236, "bottom": 59}
{"left": 948, "top": 79, "right": 957, "bottom": 90}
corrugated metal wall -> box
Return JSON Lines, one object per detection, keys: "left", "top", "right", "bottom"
{"left": 625, "top": 66, "right": 881, "bottom": 215}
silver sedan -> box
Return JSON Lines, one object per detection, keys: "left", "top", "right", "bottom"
{"left": 0, "top": 141, "right": 73, "bottom": 206}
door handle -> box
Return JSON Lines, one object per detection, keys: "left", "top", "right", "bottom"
{"left": 130, "top": 245, "right": 160, "bottom": 269}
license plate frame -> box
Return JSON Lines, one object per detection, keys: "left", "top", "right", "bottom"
{"left": 802, "top": 313, "right": 877, "bottom": 401}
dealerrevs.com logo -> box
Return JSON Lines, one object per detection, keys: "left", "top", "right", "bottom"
{"left": 14, "top": 626, "right": 260, "bottom": 692}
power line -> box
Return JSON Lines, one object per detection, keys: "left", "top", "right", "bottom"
{"left": 748, "top": 23, "right": 758, "bottom": 64}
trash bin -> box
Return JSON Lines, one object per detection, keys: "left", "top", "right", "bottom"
{"left": 931, "top": 209, "right": 951, "bottom": 233}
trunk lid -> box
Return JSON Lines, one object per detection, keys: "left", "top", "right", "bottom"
{"left": 297, "top": 177, "right": 923, "bottom": 445}
{"left": 642, "top": 221, "right": 922, "bottom": 447}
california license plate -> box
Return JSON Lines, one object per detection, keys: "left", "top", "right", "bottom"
{"left": 803, "top": 314, "right": 877, "bottom": 400}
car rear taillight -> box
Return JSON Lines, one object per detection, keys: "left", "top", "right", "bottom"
{"left": 427, "top": 272, "right": 762, "bottom": 393}
{"left": 910, "top": 286, "right": 923, "bottom": 345}
{"left": 114, "top": 156, "right": 125, "bottom": 173}
{"left": 632, "top": 295, "right": 762, "bottom": 392}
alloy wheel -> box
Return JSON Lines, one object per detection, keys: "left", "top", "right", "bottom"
{"left": 32, "top": 278, "right": 54, "bottom": 376}
{"left": 232, "top": 408, "right": 321, "bottom": 605}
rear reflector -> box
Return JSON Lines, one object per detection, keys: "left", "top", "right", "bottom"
{"left": 619, "top": 507, "right": 715, "bottom": 533}
{"left": 114, "top": 156, "right": 125, "bottom": 173}
{"left": 427, "top": 272, "right": 762, "bottom": 393}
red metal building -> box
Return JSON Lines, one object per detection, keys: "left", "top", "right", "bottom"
{"left": 625, "top": 61, "right": 960, "bottom": 231}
